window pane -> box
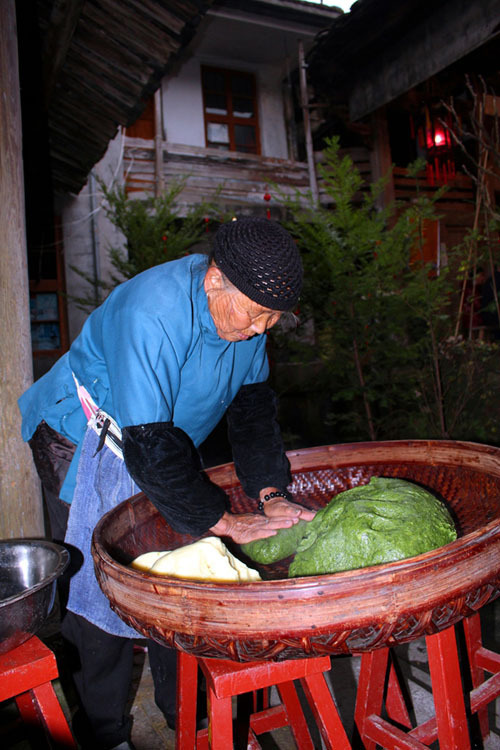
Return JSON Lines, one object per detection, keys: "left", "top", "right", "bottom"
{"left": 202, "top": 68, "right": 225, "bottom": 92}
{"left": 202, "top": 66, "right": 259, "bottom": 155}
{"left": 231, "top": 74, "right": 253, "bottom": 97}
{"left": 234, "top": 124, "right": 256, "bottom": 153}
{"left": 31, "top": 322, "right": 61, "bottom": 351}
{"left": 205, "top": 93, "right": 227, "bottom": 115}
{"left": 232, "top": 96, "right": 253, "bottom": 118}
{"left": 30, "top": 292, "right": 59, "bottom": 321}
{"left": 207, "top": 122, "right": 229, "bottom": 145}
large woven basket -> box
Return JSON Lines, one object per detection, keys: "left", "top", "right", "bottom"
{"left": 92, "top": 440, "right": 500, "bottom": 661}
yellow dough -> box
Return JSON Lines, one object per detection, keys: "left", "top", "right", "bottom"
{"left": 131, "top": 537, "right": 261, "bottom": 582}
{"left": 129, "top": 550, "right": 166, "bottom": 570}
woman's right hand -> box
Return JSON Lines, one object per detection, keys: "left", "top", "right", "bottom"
{"left": 209, "top": 511, "right": 299, "bottom": 545}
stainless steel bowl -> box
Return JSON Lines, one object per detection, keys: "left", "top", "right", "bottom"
{"left": 0, "top": 539, "right": 69, "bottom": 655}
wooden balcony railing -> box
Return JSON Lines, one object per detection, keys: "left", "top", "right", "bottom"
{"left": 124, "top": 138, "right": 313, "bottom": 213}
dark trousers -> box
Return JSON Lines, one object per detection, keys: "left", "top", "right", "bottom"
{"left": 60, "top": 611, "right": 178, "bottom": 748}
{"left": 29, "top": 422, "right": 178, "bottom": 749}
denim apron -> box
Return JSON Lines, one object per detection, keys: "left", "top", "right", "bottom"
{"left": 65, "top": 427, "right": 142, "bottom": 637}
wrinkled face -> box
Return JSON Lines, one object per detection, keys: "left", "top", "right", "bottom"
{"left": 204, "top": 265, "right": 282, "bottom": 342}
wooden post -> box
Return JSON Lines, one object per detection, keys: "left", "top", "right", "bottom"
{"left": 0, "top": 1, "right": 44, "bottom": 538}
{"left": 154, "top": 87, "right": 165, "bottom": 197}
{"left": 369, "top": 106, "right": 395, "bottom": 210}
{"left": 284, "top": 56, "right": 298, "bottom": 162}
{"left": 298, "top": 40, "right": 319, "bottom": 205}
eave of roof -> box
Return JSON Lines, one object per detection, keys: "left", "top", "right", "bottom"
{"left": 307, "top": 0, "right": 500, "bottom": 120}
{"left": 34, "top": 0, "right": 215, "bottom": 195}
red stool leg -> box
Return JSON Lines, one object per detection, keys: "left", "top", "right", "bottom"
{"left": 276, "top": 679, "right": 315, "bottom": 749}
{"left": 14, "top": 691, "right": 47, "bottom": 748}
{"left": 425, "top": 626, "right": 469, "bottom": 750}
{"left": 206, "top": 683, "right": 234, "bottom": 750}
{"left": 16, "top": 682, "right": 76, "bottom": 749}
{"left": 176, "top": 651, "right": 199, "bottom": 750}
{"left": 301, "top": 670, "right": 351, "bottom": 750}
{"left": 355, "top": 648, "right": 390, "bottom": 750}
{"left": 463, "top": 611, "right": 498, "bottom": 739}
{"left": 386, "top": 660, "right": 412, "bottom": 728}
{"left": 356, "top": 621, "right": 498, "bottom": 749}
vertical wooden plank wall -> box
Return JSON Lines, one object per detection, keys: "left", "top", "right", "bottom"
{"left": 0, "top": 1, "right": 44, "bottom": 538}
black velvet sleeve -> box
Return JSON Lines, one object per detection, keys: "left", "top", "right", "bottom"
{"left": 122, "top": 422, "right": 228, "bottom": 536}
{"left": 226, "top": 381, "right": 291, "bottom": 499}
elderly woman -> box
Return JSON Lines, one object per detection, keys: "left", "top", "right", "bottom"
{"left": 19, "top": 216, "right": 314, "bottom": 750}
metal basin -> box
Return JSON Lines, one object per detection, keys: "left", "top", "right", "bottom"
{"left": 92, "top": 440, "right": 500, "bottom": 661}
{"left": 0, "top": 539, "right": 69, "bottom": 654}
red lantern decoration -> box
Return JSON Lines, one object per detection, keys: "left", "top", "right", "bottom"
{"left": 415, "top": 105, "right": 455, "bottom": 186}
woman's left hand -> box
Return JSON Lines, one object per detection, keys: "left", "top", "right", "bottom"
{"left": 260, "top": 487, "right": 316, "bottom": 522}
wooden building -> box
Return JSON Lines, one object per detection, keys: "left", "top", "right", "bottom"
{"left": 17, "top": 0, "right": 500, "bottom": 365}
{"left": 305, "top": 0, "right": 500, "bottom": 269}
{"left": 14, "top": 0, "right": 500, "bottom": 370}
{"left": 44, "top": 0, "right": 340, "bottom": 350}
{"left": 122, "top": 1, "right": 340, "bottom": 208}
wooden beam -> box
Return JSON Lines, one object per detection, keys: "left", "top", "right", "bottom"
{"left": 349, "top": 0, "right": 500, "bottom": 120}
{"left": 0, "top": 1, "right": 44, "bottom": 538}
{"left": 42, "top": 0, "right": 85, "bottom": 107}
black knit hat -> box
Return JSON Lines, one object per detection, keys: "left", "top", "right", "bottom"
{"left": 212, "top": 218, "right": 303, "bottom": 311}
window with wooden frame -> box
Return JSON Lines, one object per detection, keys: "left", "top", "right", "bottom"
{"left": 29, "top": 219, "right": 69, "bottom": 363}
{"left": 201, "top": 66, "right": 260, "bottom": 155}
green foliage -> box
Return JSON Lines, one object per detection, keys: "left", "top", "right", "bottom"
{"left": 271, "top": 136, "right": 500, "bottom": 445}
{"left": 409, "top": 336, "right": 500, "bottom": 442}
{"left": 70, "top": 178, "right": 224, "bottom": 311}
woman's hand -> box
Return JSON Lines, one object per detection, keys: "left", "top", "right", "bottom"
{"left": 209, "top": 511, "right": 298, "bottom": 545}
{"left": 260, "top": 487, "right": 316, "bottom": 522}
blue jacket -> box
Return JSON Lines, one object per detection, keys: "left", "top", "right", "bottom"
{"left": 19, "top": 254, "right": 269, "bottom": 502}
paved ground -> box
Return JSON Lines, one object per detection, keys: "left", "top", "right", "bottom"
{"left": 2, "top": 599, "right": 499, "bottom": 749}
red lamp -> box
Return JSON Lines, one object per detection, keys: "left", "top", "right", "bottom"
{"left": 415, "top": 105, "right": 455, "bottom": 186}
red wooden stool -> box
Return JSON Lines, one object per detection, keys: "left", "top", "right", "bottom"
{"left": 0, "top": 635, "right": 76, "bottom": 749}
{"left": 355, "top": 611, "right": 500, "bottom": 749}
{"left": 176, "top": 650, "right": 352, "bottom": 749}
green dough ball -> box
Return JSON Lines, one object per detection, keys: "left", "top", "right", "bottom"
{"left": 241, "top": 519, "right": 309, "bottom": 564}
{"left": 288, "top": 477, "right": 457, "bottom": 577}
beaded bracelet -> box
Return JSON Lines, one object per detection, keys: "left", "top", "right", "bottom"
{"left": 258, "top": 490, "right": 289, "bottom": 513}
